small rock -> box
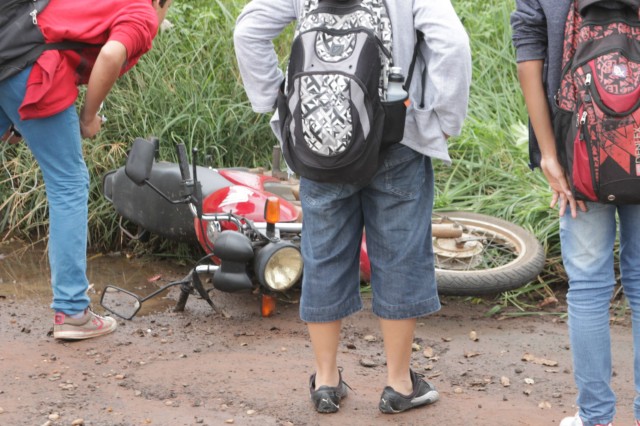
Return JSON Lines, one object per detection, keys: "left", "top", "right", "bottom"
{"left": 538, "top": 401, "right": 552, "bottom": 409}
{"left": 359, "top": 358, "right": 377, "bottom": 368}
{"left": 0, "top": 407, "right": 4, "bottom": 414}
{"left": 71, "top": 419, "right": 84, "bottom": 425}
{"left": 423, "top": 347, "right": 435, "bottom": 358}
{"left": 48, "top": 413, "right": 60, "bottom": 421}
{"left": 454, "top": 387, "right": 463, "bottom": 394}
{"left": 246, "top": 409, "right": 256, "bottom": 415}
{"left": 469, "top": 330, "right": 478, "bottom": 341}
{"left": 225, "top": 419, "right": 234, "bottom": 424}
{"left": 363, "top": 335, "right": 377, "bottom": 342}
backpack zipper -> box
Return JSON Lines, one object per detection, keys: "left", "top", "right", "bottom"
{"left": 30, "top": 0, "right": 38, "bottom": 25}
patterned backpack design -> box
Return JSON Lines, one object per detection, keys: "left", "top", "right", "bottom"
{"left": 554, "top": 0, "right": 640, "bottom": 203}
{"left": 277, "top": 0, "right": 408, "bottom": 184}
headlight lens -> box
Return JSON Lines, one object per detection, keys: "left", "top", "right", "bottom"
{"left": 255, "top": 243, "right": 303, "bottom": 291}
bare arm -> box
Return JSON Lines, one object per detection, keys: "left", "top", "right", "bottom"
{"left": 516, "top": 60, "right": 586, "bottom": 217}
{"left": 79, "top": 40, "right": 128, "bottom": 139}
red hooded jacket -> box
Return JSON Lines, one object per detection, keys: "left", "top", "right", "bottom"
{"left": 20, "top": 0, "right": 159, "bottom": 120}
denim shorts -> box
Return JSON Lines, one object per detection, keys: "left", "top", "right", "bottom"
{"left": 298, "top": 143, "right": 441, "bottom": 322}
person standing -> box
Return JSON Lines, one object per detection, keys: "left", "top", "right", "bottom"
{"left": 512, "top": 1, "right": 640, "bottom": 425}
{"left": 0, "top": 0, "right": 173, "bottom": 340}
{"left": 234, "top": 0, "right": 471, "bottom": 414}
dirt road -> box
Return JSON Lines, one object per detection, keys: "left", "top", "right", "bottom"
{"left": 0, "top": 281, "right": 637, "bottom": 426}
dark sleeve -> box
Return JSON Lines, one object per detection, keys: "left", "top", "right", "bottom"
{"left": 510, "top": 0, "right": 548, "bottom": 63}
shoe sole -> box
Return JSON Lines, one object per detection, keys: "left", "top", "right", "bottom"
{"left": 53, "top": 323, "right": 117, "bottom": 340}
{"left": 379, "top": 389, "right": 439, "bottom": 414}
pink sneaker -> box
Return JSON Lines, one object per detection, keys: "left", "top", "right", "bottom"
{"left": 53, "top": 308, "right": 117, "bottom": 340}
{"left": 559, "top": 413, "right": 612, "bottom": 426}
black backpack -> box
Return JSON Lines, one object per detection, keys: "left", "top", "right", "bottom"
{"left": 554, "top": 0, "right": 640, "bottom": 203}
{"left": 0, "top": 0, "right": 93, "bottom": 82}
{"left": 276, "top": 0, "right": 420, "bottom": 185}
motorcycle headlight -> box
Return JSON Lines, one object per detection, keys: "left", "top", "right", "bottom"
{"left": 254, "top": 242, "right": 303, "bottom": 291}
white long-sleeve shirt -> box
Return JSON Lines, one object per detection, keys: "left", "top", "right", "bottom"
{"left": 234, "top": 0, "right": 472, "bottom": 164}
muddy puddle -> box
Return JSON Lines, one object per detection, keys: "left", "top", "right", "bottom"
{"left": 0, "top": 239, "right": 189, "bottom": 316}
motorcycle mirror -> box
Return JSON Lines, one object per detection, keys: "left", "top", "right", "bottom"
{"left": 125, "top": 137, "right": 156, "bottom": 186}
{"left": 100, "top": 285, "right": 142, "bottom": 320}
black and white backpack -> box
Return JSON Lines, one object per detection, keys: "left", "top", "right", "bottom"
{"left": 277, "top": 0, "right": 417, "bottom": 184}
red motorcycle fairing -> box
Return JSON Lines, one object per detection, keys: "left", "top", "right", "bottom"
{"left": 194, "top": 184, "right": 300, "bottom": 253}
{"left": 359, "top": 234, "right": 371, "bottom": 283}
{"left": 218, "top": 169, "right": 278, "bottom": 192}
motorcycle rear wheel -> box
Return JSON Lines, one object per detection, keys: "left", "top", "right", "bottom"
{"left": 433, "top": 211, "right": 545, "bottom": 296}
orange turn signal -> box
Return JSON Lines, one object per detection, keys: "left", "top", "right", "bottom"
{"left": 261, "top": 294, "right": 276, "bottom": 317}
{"left": 264, "top": 196, "right": 280, "bottom": 224}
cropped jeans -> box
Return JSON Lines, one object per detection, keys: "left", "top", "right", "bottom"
{"left": 0, "top": 66, "right": 90, "bottom": 315}
{"left": 298, "top": 143, "right": 441, "bottom": 323}
{"left": 560, "top": 202, "right": 640, "bottom": 425}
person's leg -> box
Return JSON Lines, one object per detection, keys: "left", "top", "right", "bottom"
{"left": 363, "top": 144, "right": 440, "bottom": 408}
{"left": 379, "top": 318, "right": 416, "bottom": 394}
{"left": 0, "top": 67, "right": 90, "bottom": 315}
{"left": 617, "top": 205, "right": 640, "bottom": 422}
{"left": 307, "top": 321, "right": 342, "bottom": 387}
{"left": 560, "top": 202, "right": 617, "bottom": 426}
{"left": 298, "top": 177, "right": 363, "bottom": 392}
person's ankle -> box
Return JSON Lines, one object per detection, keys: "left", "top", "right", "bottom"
{"left": 313, "top": 368, "right": 341, "bottom": 389}
{"left": 387, "top": 372, "right": 413, "bottom": 395}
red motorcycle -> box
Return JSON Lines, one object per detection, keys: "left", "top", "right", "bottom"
{"left": 100, "top": 137, "right": 545, "bottom": 320}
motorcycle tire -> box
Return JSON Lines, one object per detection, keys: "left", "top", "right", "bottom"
{"left": 433, "top": 211, "right": 545, "bottom": 296}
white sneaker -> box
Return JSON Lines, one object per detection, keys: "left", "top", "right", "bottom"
{"left": 53, "top": 308, "right": 117, "bottom": 340}
{"left": 559, "top": 414, "right": 582, "bottom": 426}
{"left": 559, "top": 413, "right": 612, "bottom": 426}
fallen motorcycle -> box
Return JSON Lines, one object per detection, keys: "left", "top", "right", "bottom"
{"left": 99, "top": 137, "right": 545, "bottom": 320}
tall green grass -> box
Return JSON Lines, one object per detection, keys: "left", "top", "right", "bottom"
{"left": 0, "top": 0, "right": 566, "bottom": 302}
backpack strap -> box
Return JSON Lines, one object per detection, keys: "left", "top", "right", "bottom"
{"left": 0, "top": 42, "right": 98, "bottom": 83}
{"left": 404, "top": 30, "right": 425, "bottom": 107}
{"left": 578, "top": 0, "right": 640, "bottom": 14}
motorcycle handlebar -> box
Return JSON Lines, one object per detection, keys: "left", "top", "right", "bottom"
{"left": 176, "top": 144, "right": 191, "bottom": 182}
{"left": 188, "top": 205, "right": 303, "bottom": 233}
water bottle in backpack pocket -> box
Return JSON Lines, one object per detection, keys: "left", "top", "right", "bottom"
{"left": 380, "top": 67, "right": 409, "bottom": 149}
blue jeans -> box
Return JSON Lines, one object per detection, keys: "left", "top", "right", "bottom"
{"left": 0, "top": 67, "right": 90, "bottom": 315}
{"left": 560, "top": 202, "right": 640, "bottom": 425}
{"left": 298, "top": 143, "right": 441, "bottom": 322}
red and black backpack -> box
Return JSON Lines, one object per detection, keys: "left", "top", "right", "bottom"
{"left": 554, "top": 0, "right": 640, "bottom": 204}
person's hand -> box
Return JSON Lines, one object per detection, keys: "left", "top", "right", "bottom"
{"left": 539, "top": 155, "right": 587, "bottom": 218}
{"left": 1, "top": 125, "right": 23, "bottom": 144}
{"left": 79, "top": 113, "right": 102, "bottom": 139}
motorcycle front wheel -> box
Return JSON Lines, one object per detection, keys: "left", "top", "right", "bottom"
{"left": 433, "top": 211, "right": 545, "bottom": 296}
